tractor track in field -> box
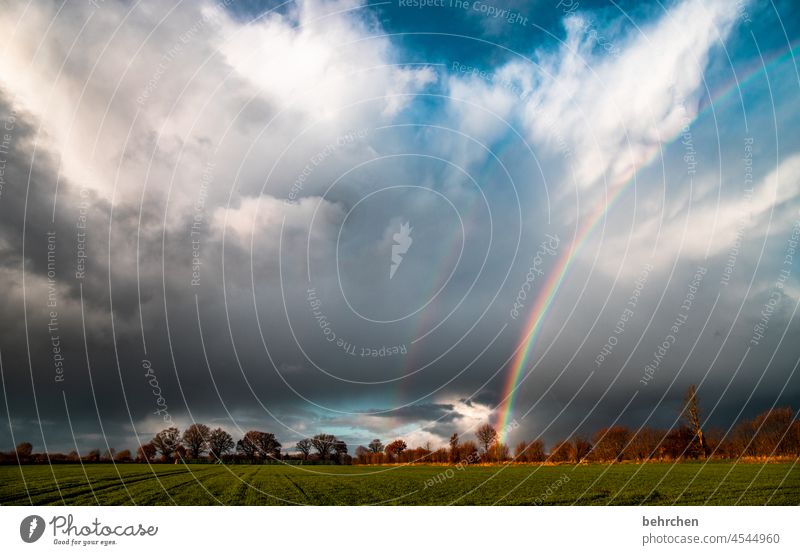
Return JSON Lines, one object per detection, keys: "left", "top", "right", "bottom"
{"left": 132, "top": 468, "right": 219, "bottom": 505}
{"left": 225, "top": 466, "right": 262, "bottom": 505}
{"left": 283, "top": 474, "right": 311, "bottom": 504}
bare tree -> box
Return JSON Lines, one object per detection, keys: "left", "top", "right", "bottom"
{"left": 334, "top": 439, "right": 348, "bottom": 463}
{"left": 749, "top": 408, "right": 795, "bottom": 456}
{"left": 254, "top": 432, "right": 281, "bottom": 459}
{"left": 15, "top": 442, "right": 33, "bottom": 460}
{"left": 296, "top": 438, "right": 312, "bottom": 460}
{"left": 788, "top": 419, "right": 800, "bottom": 456}
{"left": 236, "top": 434, "right": 258, "bottom": 459}
{"left": 526, "top": 439, "right": 546, "bottom": 462}
{"left": 384, "top": 439, "right": 407, "bottom": 460}
{"left": 311, "top": 434, "right": 337, "bottom": 460}
{"left": 663, "top": 426, "right": 697, "bottom": 459}
{"left": 489, "top": 442, "right": 510, "bottom": 462}
{"left": 136, "top": 442, "right": 156, "bottom": 463}
{"left": 237, "top": 431, "right": 281, "bottom": 460}
{"left": 182, "top": 423, "right": 211, "bottom": 459}
{"left": 475, "top": 423, "right": 498, "bottom": 454}
{"left": 207, "top": 428, "right": 234, "bottom": 459}
{"left": 628, "top": 428, "right": 660, "bottom": 461}
{"left": 151, "top": 427, "right": 180, "bottom": 461}
{"left": 514, "top": 441, "right": 528, "bottom": 461}
{"left": 459, "top": 440, "right": 480, "bottom": 464}
{"left": 591, "top": 426, "right": 631, "bottom": 462}
{"left": 682, "top": 385, "right": 707, "bottom": 458}
{"left": 368, "top": 439, "right": 384, "bottom": 453}
{"left": 449, "top": 433, "right": 460, "bottom": 463}
{"left": 572, "top": 436, "right": 592, "bottom": 462}
{"left": 548, "top": 439, "right": 573, "bottom": 462}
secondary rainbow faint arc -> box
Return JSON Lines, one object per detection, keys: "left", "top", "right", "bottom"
{"left": 496, "top": 40, "right": 800, "bottom": 440}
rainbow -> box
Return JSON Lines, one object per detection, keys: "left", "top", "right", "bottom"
{"left": 495, "top": 40, "right": 800, "bottom": 441}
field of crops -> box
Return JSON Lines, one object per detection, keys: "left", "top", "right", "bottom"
{"left": 1, "top": 462, "right": 797, "bottom": 505}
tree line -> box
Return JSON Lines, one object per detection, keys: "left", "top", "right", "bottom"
{"left": 352, "top": 397, "right": 800, "bottom": 465}
{"left": 3, "top": 387, "right": 799, "bottom": 465}
{"left": 2, "top": 427, "right": 353, "bottom": 465}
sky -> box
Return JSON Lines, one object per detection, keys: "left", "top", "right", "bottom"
{"left": 0, "top": 0, "right": 798, "bottom": 455}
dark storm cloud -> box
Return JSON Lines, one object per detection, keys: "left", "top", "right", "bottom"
{"left": 366, "top": 403, "right": 458, "bottom": 422}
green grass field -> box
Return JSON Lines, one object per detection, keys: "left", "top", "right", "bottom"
{"left": 1, "top": 462, "right": 797, "bottom": 505}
